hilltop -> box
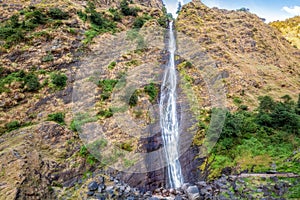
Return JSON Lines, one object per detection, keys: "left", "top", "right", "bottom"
{"left": 270, "top": 16, "right": 300, "bottom": 49}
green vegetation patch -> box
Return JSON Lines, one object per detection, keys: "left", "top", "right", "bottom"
{"left": 98, "top": 79, "right": 118, "bottom": 100}
{"left": 107, "top": 61, "right": 117, "bottom": 70}
{"left": 50, "top": 72, "right": 67, "bottom": 90}
{"left": 79, "top": 138, "right": 108, "bottom": 165}
{"left": 200, "top": 94, "right": 300, "bottom": 179}
{"left": 0, "top": 7, "right": 69, "bottom": 48}
{"left": 0, "top": 70, "right": 41, "bottom": 93}
{"left": 120, "top": 0, "right": 140, "bottom": 17}
{"left": 133, "top": 14, "right": 152, "bottom": 29}
{"left": 77, "top": 2, "right": 117, "bottom": 44}
{"left": 47, "top": 112, "right": 65, "bottom": 125}
{"left": 70, "top": 112, "right": 97, "bottom": 132}
{"left": 144, "top": 83, "right": 159, "bottom": 103}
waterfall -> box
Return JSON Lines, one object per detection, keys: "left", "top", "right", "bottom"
{"left": 159, "top": 21, "right": 183, "bottom": 189}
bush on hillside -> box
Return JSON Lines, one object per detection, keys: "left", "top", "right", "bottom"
{"left": 50, "top": 72, "right": 67, "bottom": 89}
{"left": 48, "top": 8, "right": 69, "bottom": 20}
{"left": 47, "top": 112, "right": 65, "bottom": 125}
{"left": 24, "top": 73, "right": 40, "bottom": 91}
{"left": 133, "top": 14, "right": 152, "bottom": 29}
{"left": 120, "top": 0, "right": 140, "bottom": 16}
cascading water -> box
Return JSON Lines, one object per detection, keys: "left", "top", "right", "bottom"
{"left": 160, "top": 21, "right": 183, "bottom": 189}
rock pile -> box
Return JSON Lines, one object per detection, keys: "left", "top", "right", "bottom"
{"left": 86, "top": 174, "right": 299, "bottom": 199}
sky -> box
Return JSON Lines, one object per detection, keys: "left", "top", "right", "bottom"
{"left": 163, "top": 0, "right": 300, "bottom": 22}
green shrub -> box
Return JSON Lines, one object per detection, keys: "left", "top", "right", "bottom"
{"left": 144, "top": 83, "right": 158, "bottom": 102}
{"left": 108, "top": 61, "right": 117, "bottom": 70}
{"left": 157, "top": 7, "right": 173, "bottom": 28}
{"left": 85, "top": 1, "right": 96, "bottom": 13}
{"left": 24, "top": 73, "right": 40, "bottom": 91}
{"left": 129, "top": 90, "right": 138, "bottom": 107}
{"left": 233, "top": 97, "right": 242, "bottom": 105}
{"left": 26, "top": 9, "right": 48, "bottom": 25}
{"left": 296, "top": 93, "right": 300, "bottom": 114}
{"left": 120, "top": 142, "right": 133, "bottom": 151}
{"left": 237, "top": 7, "right": 250, "bottom": 12}
{"left": 78, "top": 4, "right": 117, "bottom": 43}
{"left": 125, "top": 59, "right": 140, "bottom": 67}
{"left": 48, "top": 8, "right": 69, "bottom": 20}
{"left": 79, "top": 139, "right": 108, "bottom": 165}
{"left": 5, "top": 121, "right": 21, "bottom": 132}
{"left": 50, "top": 72, "right": 67, "bottom": 89}
{"left": 0, "top": 7, "right": 67, "bottom": 48}
{"left": 0, "top": 70, "right": 26, "bottom": 93}
{"left": 185, "top": 61, "right": 193, "bottom": 68}
{"left": 98, "top": 108, "right": 113, "bottom": 118}
{"left": 133, "top": 14, "right": 152, "bottom": 29}
{"left": 47, "top": 112, "right": 65, "bottom": 125}
{"left": 83, "top": 29, "right": 98, "bottom": 44}
{"left": 70, "top": 112, "right": 97, "bottom": 132}
{"left": 77, "top": 10, "right": 87, "bottom": 21}
{"left": 98, "top": 79, "right": 118, "bottom": 100}
{"left": 120, "top": 0, "right": 139, "bottom": 16}
{"left": 109, "top": 8, "right": 122, "bottom": 21}
{"left": 42, "top": 53, "right": 54, "bottom": 62}
{"left": 79, "top": 145, "right": 88, "bottom": 157}
{"left": 90, "top": 11, "right": 104, "bottom": 26}
{"left": 0, "top": 16, "right": 25, "bottom": 48}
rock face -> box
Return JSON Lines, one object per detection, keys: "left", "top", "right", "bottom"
{"left": 0, "top": 122, "right": 85, "bottom": 199}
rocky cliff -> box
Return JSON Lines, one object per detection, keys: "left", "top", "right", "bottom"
{"left": 0, "top": 0, "right": 169, "bottom": 198}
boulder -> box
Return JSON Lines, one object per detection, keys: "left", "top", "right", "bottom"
{"left": 88, "top": 181, "right": 98, "bottom": 191}
{"left": 186, "top": 185, "right": 201, "bottom": 200}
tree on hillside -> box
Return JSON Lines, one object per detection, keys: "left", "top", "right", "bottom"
{"left": 176, "top": 2, "right": 182, "bottom": 14}
{"left": 237, "top": 7, "right": 250, "bottom": 12}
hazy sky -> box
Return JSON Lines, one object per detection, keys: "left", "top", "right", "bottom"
{"left": 164, "top": 0, "right": 300, "bottom": 22}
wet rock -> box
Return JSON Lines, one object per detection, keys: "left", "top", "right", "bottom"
{"left": 88, "top": 181, "right": 98, "bottom": 191}
{"left": 87, "top": 191, "right": 94, "bottom": 196}
{"left": 196, "top": 181, "right": 207, "bottom": 188}
{"left": 169, "top": 188, "right": 176, "bottom": 194}
{"left": 106, "top": 185, "right": 114, "bottom": 194}
{"left": 174, "top": 195, "right": 183, "bottom": 200}
{"left": 148, "top": 197, "right": 159, "bottom": 200}
{"left": 186, "top": 185, "right": 200, "bottom": 200}
{"left": 182, "top": 183, "right": 191, "bottom": 192}
{"left": 99, "top": 176, "right": 105, "bottom": 184}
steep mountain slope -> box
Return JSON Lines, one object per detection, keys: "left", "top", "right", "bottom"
{"left": 175, "top": 1, "right": 300, "bottom": 197}
{"left": 0, "top": 0, "right": 167, "bottom": 198}
{"left": 176, "top": 0, "right": 300, "bottom": 110}
{"left": 270, "top": 16, "right": 300, "bottom": 49}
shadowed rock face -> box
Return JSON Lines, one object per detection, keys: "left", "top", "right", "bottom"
{"left": 119, "top": 62, "right": 203, "bottom": 191}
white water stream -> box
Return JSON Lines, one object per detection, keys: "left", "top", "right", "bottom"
{"left": 159, "top": 21, "right": 183, "bottom": 189}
